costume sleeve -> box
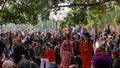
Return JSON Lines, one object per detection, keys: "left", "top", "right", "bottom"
{"left": 71, "top": 42, "right": 74, "bottom": 57}
{"left": 90, "top": 41, "right": 94, "bottom": 53}
{"left": 80, "top": 41, "right": 83, "bottom": 56}
{"left": 49, "top": 49, "right": 55, "bottom": 62}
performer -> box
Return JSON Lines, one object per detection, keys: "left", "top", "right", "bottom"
{"left": 79, "top": 32, "right": 93, "bottom": 68}
{"left": 43, "top": 43, "right": 55, "bottom": 62}
{"left": 41, "top": 43, "right": 55, "bottom": 68}
{"left": 60, "top": 28, "right": 74, "bottom": 68}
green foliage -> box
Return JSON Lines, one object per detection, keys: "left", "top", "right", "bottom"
{"left": 0, "top": 0, "right": 51, "bottom": 25}
{"left": 0, "top": 0, "right": 120, "bottom": 29}
{"left": 60, "top": 0, "right": 120, "bottom": 29}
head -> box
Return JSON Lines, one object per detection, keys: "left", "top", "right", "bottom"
{"left": 65, "top": 28, "right": 71, "bottom": 40}
{"left": 45, "top": 43, "right": 51, "bottom": 49}
{"left": 69, "top": 64, "right": 78, "bottom": 68}
{"left": 84, "top": 32, "right": 90, "bottom": 40}
{"left": 92, "top": 52, "right": 112, "bottom": 68}
{"left": 48, "top": 62, "right": 58, "bottom": 68}
{"left": 13, "top": 46, "right": 25, "bottom": 64}
{"left": 17, "top": 60, "right": 39, "bottom": 68}
{"left": 2, "top": 60, "right": 15, "bottom": 68}
{"left": 111, "top": 50, "right": 119, "bottom": 59}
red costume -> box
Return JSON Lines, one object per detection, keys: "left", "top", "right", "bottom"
{"left": 80, "top": 39, "right": 93, "bottom": 68}
{"left": 43, "top": 48, "right": 55, "bottom": 62}
{"left": 60, "top": 28, "right": 74, "bottom": 68}
{"left": 60, "top": 40, "right": 74, "bottom": 68}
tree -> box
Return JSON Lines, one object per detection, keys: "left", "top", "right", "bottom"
{"left": 0, "top": 0, "right": 119, "bottom": 27}
{"left": 60, "top": 0, "right": 120, "bottom": 28}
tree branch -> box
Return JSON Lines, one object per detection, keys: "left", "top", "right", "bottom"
{"left": 49, "top": 0, "right": 117, "bottom": 8}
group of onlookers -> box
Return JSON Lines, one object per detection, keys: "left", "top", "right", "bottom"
{"left": 0, "top": 24, "right": 120, "bottom": 68}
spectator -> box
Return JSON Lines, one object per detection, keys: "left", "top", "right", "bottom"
{"left": 92, "top": 51, "right": 112, "bottom": 68}
{"left": 43, "top": 43, "right": 55, "bottom": 62}
{"left": 112, "top": 53, "right": 120, "bottom": 68}
{"left": 12, "top": 45, "right": 25, "bottom": 64}
{"left": 69, "top": 64, "right": 78, "bottom": 68}
{"left": 2, "top": 60, "right": 15, "bottom": 68}
{"left": 17, "top": 60, "right": 39, "bottom": 68}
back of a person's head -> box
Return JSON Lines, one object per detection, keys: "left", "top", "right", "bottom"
{"left": 48, "top": 62, "right": 58, "bottom": 68}
{"left": 92, "top": 51, "right": 112, "bottom": 68}
{"left": 2, "top": 60, "right": 15, "bottom": 68}
{"left": 17, "top": 60, "right": 39, "bottom": 68}
{"left": 13, "top": 46, "right": 25, "bottom": 64}
{"left": 69, "top": 64, "right": 78, "bottom": 68}
{"left": 113, "top": 57, "right": 120, "bottom": 68}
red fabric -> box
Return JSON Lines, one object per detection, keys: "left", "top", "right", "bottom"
{"left": 80, "top": 40, "right": 93, "bottom": 68}
{"left": 60, "top": 40, "right": 74, "bottom": 68}
{"left": 43, "top": 48, "right": 55, "bottom": 62}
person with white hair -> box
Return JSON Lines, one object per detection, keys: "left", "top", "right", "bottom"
{"left": 2, "top": 60, "right": 15, "bottom": 68}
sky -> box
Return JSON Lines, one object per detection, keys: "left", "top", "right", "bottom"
{"left": 49, "top": 3, "right": 71, "bottom": 21}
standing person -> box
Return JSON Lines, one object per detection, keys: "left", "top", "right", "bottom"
{"left": 79, "top": 32, "right": 93, "bottom": 68}
{"left": 43, "top": 43, "right": 55, "bottom": 62}
{"left": 113, "top": 53, "right": 120, "bottom": 68}
{"left": 60, "top": 28, "right": 74, "bottom": 68}
{"left": 41, "top": 43, "right": 55, "bottom": 68}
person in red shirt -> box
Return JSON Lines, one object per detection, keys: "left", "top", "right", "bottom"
{"left": 79, "top": 32, "right": 93, "bottom": 68}
{"left": 43, "top": 43, "right": 55, "bottom": 62}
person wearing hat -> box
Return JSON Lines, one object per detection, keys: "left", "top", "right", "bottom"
{"left": 0, "top": 40, "right": 6, "bottom": 68}
{"left": 60, "top": 28, "right": 74, "bottom": 68}
{"left": 79, "top": 32, "right": 93, "bottom": 68}
{"left": 92, "top": 51, "right": 112, "bottom": 68}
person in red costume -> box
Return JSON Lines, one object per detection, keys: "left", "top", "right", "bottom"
{"left": 43, "top": 43, "right": 55, "bottom": 62}
{"left": 60, "top": 28, "right": 74, "bottom": 68}
{"left": 79, "top": 32, "right": 93, "bottom": 68}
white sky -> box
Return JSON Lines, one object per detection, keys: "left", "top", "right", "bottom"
{"left": 0, "top": 6, "right": 2, "bottom": 10}
{"left": 49, "top": 3, "right": 71, "bottom": 21}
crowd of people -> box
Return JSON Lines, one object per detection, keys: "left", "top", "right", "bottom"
{"left": 0, "top": 24, "right": 120, "bottom": 68}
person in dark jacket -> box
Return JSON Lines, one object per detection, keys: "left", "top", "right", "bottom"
{"left": 12, "top": 45, "right": 25, "bottom": 64}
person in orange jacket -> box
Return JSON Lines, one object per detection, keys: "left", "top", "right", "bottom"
{"left": 79, "top": 32, "right": 94, "bottom": 68}
{"left": 43, "top": 43, "right": 55, "bottom": 62}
